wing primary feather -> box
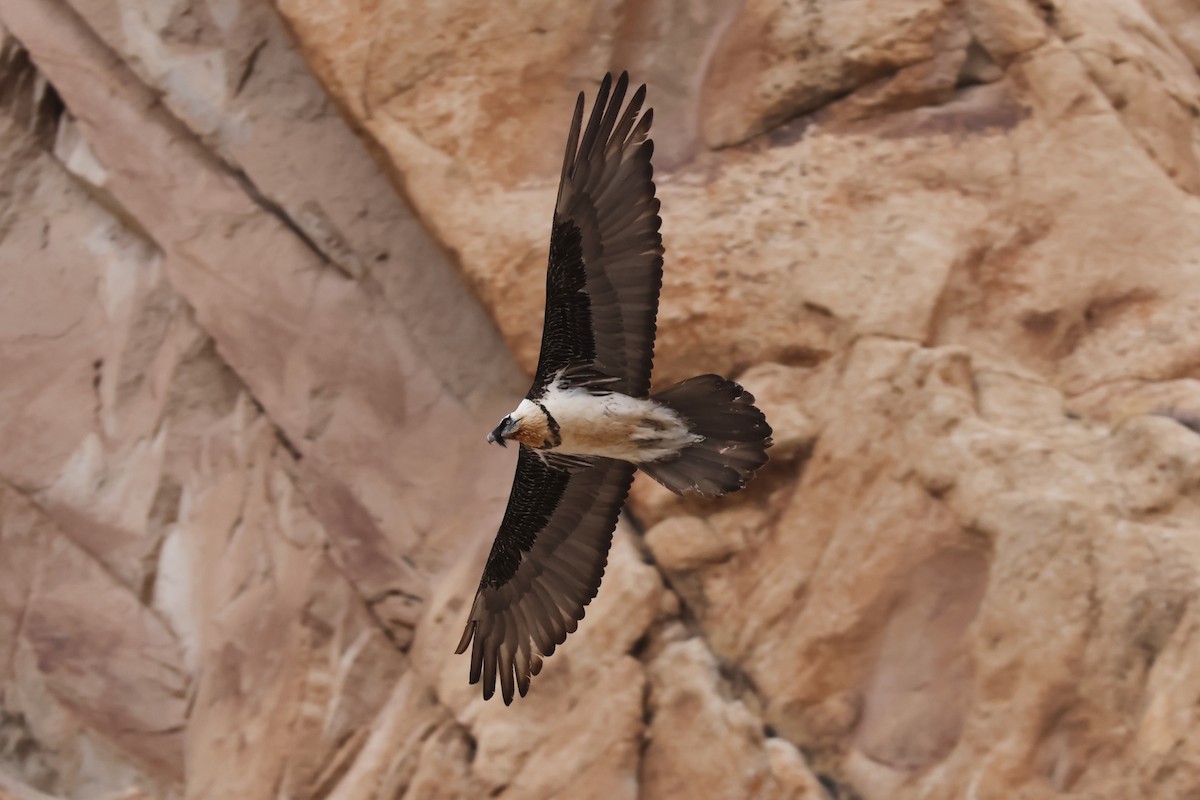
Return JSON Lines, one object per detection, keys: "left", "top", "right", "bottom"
{"left": 515, "top": 636, "right": 532, "bottom": 697}
{"left": 630, "top": 107, "right": 653, "bottom": 145}
{"left": 607, "top": 82, "right": 646, "bottom": 158}
{"left": 455, "top": 615, "right": 476, "bottom": 655}
{"left": 558, "top": 92, "right": 585, "bottom": 199}
{"left": 500, "top": 668, "right": 512, "bottom": 706}
{"left": 594, "top": 71, "right": 629, "bottom": 158}
{"left": 487, "top": 608, "right": 509, "bottom": 700}
{"left": 641, "top": 137, "right": 656, "bottom": 165}
{"left": 500, "top": 610, "right": 519, "bottom": 701}
{"left": 482, "top": 627, "right": 499, "bottom": 700}
{"left": 469, "top": 629, "right": 484, "bottom": 685}
{"left": 576, "top": 73, "right": 613, "bottom": 169}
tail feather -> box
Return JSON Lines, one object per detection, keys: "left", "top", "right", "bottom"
{"left": 639, "top": 375, "right": 772, "bottom": 497}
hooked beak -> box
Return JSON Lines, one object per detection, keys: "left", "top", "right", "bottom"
{"left": 487, "top": 418, "right": 514, "bottom": 447}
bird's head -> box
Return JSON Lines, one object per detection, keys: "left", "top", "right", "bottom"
{"left": 487, "top": 400, "right": 552, "bottom": 448}
{"left": 486, "top": 415, "right": 518, "bottom": 447}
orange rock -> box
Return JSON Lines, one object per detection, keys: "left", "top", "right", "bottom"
{"left": 3, "top": 0, "right": 1200, "bottom": 797}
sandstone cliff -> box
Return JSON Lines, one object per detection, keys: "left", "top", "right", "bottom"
{"left": 1, "top": 0, "right": 1199, "bottom": 798}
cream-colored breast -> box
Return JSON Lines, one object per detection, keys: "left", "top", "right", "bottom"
{"left": 539, "top": 385, "right": 699, "bottom": 462}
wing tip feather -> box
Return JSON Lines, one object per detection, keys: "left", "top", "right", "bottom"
{"left": 455, "top": 619, "right": 476, "bottom": 655}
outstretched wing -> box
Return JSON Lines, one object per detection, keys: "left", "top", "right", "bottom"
{"left": 531, "top": 71, "right": 664, "bottom": 398}
{"left": 457, "top": 447, "right": 635, "bottom": 704}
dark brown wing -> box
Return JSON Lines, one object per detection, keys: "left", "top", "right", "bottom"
{"left": 456, "top": 447, "right": 634, "bottom": 704}
{"left": 530, "top": 72, "right": 664, "bottom": 398}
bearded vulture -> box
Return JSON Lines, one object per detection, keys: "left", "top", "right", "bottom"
{"left": 457, "top": 72, "right": 772, "bottom": 704}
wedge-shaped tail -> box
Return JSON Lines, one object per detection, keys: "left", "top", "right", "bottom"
{"left": 640, "top": 375, "right": 772, "bottom": 497}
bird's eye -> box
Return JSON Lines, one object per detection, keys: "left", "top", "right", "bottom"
{"left": 502, "top": 416, "right": 513, "bottom": 426}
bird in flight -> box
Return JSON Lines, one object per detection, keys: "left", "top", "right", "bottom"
{"left": 457, "top": 72, "right": 772, "bottom": 704}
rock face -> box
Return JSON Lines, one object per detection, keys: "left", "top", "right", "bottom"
{"left": 1, "top": 0, "right": 1199, "bottom": 798}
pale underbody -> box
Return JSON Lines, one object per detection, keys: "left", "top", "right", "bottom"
{"left": 511, "top": 383, "right": 700, "bottom": 463}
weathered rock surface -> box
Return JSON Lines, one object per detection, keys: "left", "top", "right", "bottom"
{"left": 2, "top": 0, "right": 1200, "bottom": 798}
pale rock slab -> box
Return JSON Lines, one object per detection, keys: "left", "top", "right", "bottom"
{"left": 643, "top": 639, "right": 824, "bottom": 799}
